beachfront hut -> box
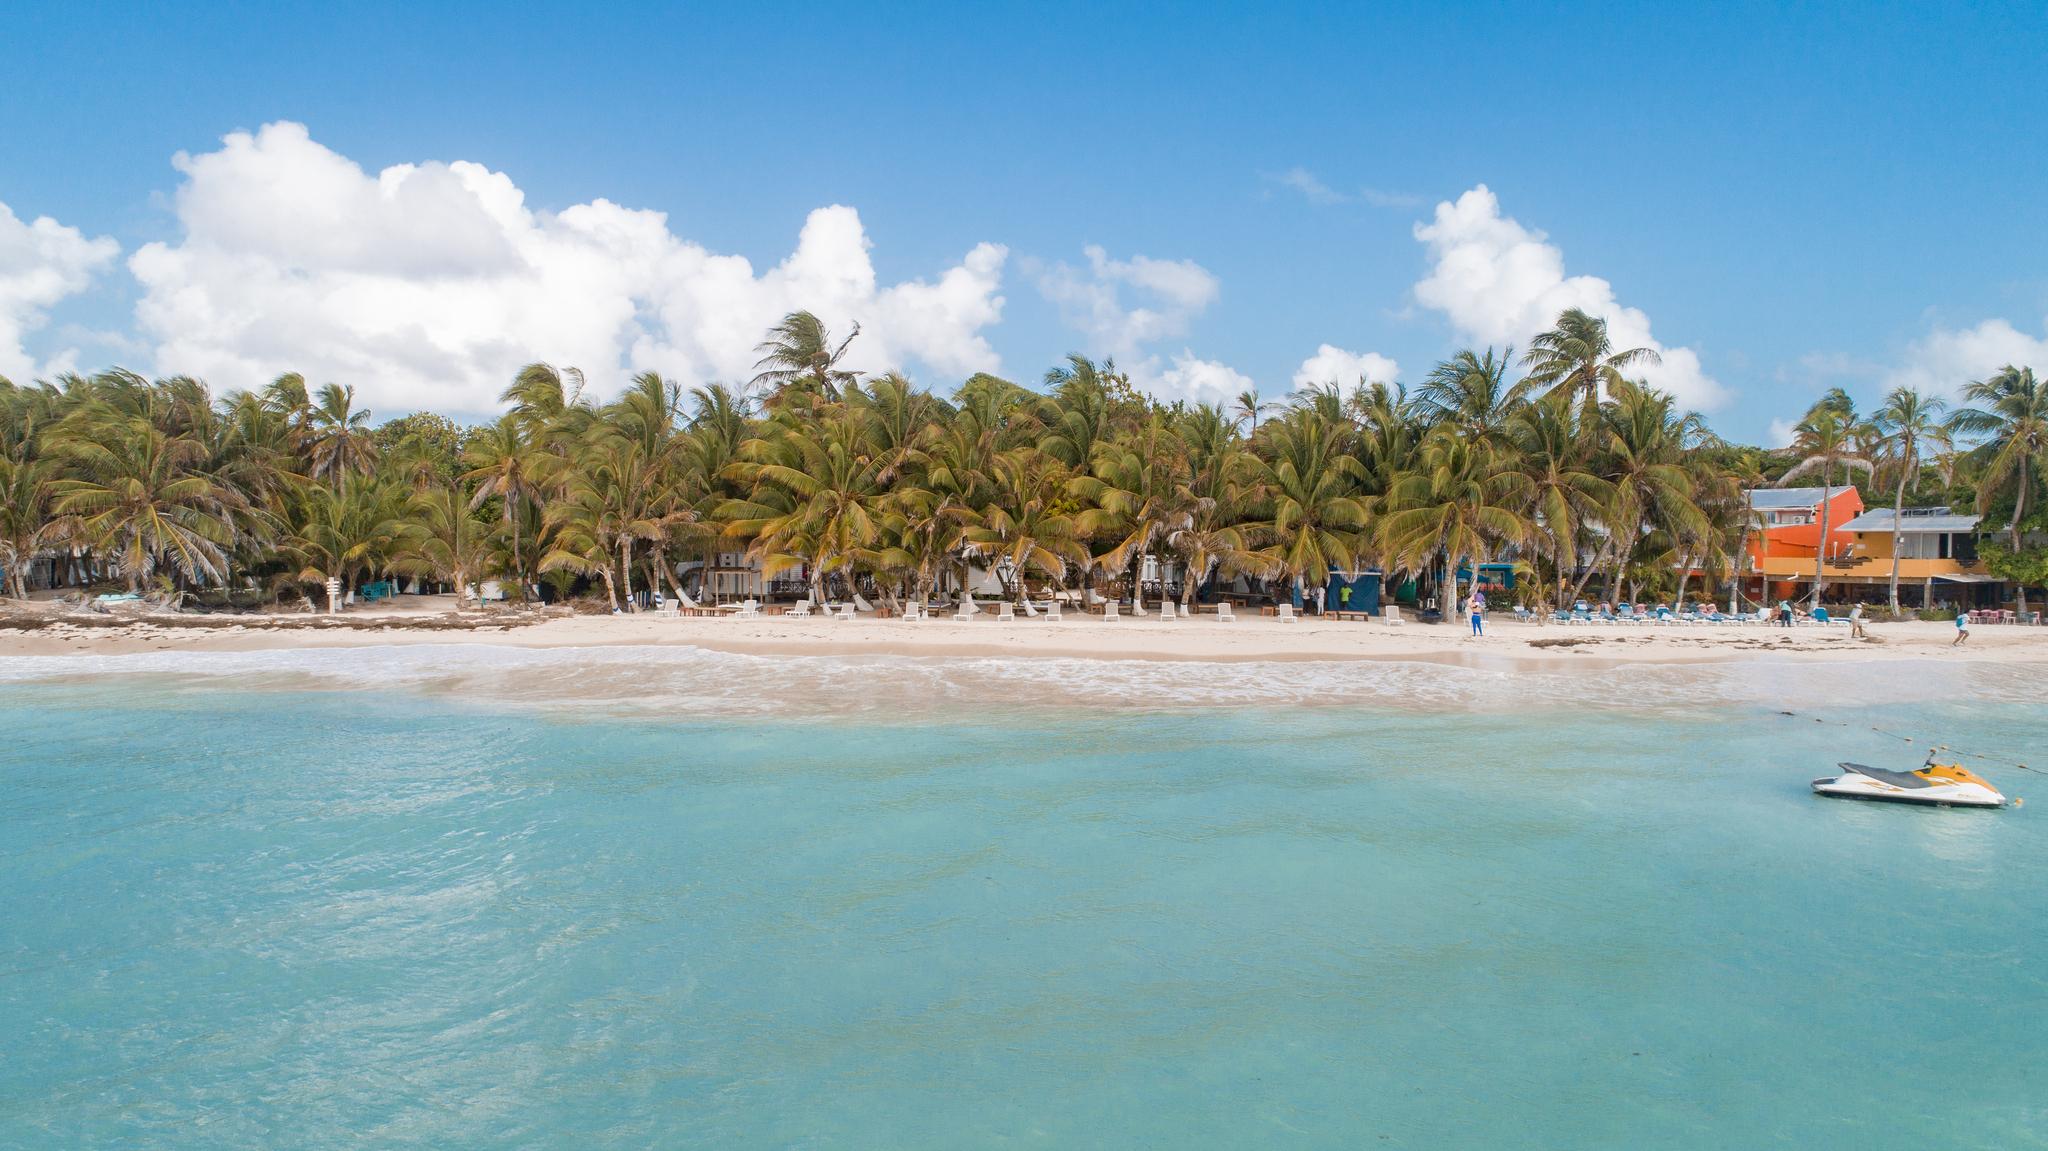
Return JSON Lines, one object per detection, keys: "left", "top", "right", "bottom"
{"left": 1323, "top": 570, "right": 1383, "bottom": 616}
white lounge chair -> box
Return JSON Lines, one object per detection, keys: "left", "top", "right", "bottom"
{"left": 836, "top": 603, "right": 856, "bottom": 620}
{"left": 1215, "top": 602, "right": 1236, "bottom": 622}
{"left": 789, "top": 599, "right": 815, "bottom": 618}
{"left": 1277, "top": 603, "right": 1297, "bottom": 622}
{"left": 736, "top": 599, "right": 760, "bottom": 620}
{"left": 1045, "top": 600, "right": 1063, "bottom": 621}
{"left": 997, "top": 602, "right": 1015, "bottom": 621}
{"left": 1383, "top": 605, "right": 1403, "bottom": 625}
{"left": 1103, "top": 601, "right": 1120, "bottom": 621}
{"left": 900, "top": 601, "right": 922, "bottom": 622}
{"left": 956, "top": 600, "right": 978, "bottom": 620}
{"left": 1158, "top": 600, "right": 1177, "bottom": 621}
{"left": 655, "top": 599, "right": 679, "bottom": 617}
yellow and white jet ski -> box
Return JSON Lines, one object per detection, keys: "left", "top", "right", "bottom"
{"left": 1812, "top": 754, "right": 2007, "bottom": 808}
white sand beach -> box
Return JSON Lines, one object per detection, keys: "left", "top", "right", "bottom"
{"left": 4, "top": 598, "right": 2042, "bottom": 668}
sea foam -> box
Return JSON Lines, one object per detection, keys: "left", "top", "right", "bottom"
{"left": 0, "top": 643, "right": 2030, "bottom": 719}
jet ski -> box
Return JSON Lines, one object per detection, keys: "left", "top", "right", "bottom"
{"left": 1812, "top": 753, "right": 2007, "bottom": 808}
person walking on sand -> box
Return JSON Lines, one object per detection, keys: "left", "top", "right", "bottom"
{"left": 1848, "top": 603, "right": 1867, "bottom": 640}
{"left": 1953, "top": 611, "right": 1971, "bottom": 647}
{"left": 1468, "top": 590, "right": 1486, "bottom": 637}
{"left": 1778, "top": 600, "right": 1795, "bottom": 628}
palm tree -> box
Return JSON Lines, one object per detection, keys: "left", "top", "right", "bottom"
{"left": 280, "top": 477, "right": 409, "bottom": 609}
{"left": 1951, "top": 364, "right": 2048, "bottom": 617}
{"left": 722, "top": 409, "right": 893, "bottom": 604}
{"left": 501, "top": 362, "right": 586, "bottom": 433}
{"left": 51, "top": 415, "right": 233, "bottom": 592}
{"left": 1779, "top": 402, "right": 1873, "bottom": 606}
{"left": 1379, "top": 429, "right": 1532, "bottom": 615}
{"left": 304, "top": 383, "right": 379, "bottom": 485}
{"left": 964, "top": 449, "right": 1085, "bottom": 604}
{"left": 404, "top": 483, "right": 495, "bottom": 606}
{"left": 1521, "top": 309, "right": 1659, "bottom": 421}
{"left": 1243, "top": 409, "right": 1372, "bottom": 607}
{"left": 1069, "top": 416, "right": 1198, "bottom": 608}
{"left": 1168, "top": 411, "right": 1270, "bottom": 610}
{"left": 1041, "top": 355, "right": 1123, "bottom": 470}
{"left": 1598, "top": 384, "right": 1712, "bottom": 606}
{"left": 1871, "top": 386, "right": 1949, "bottom": 613}
{"left": 0, "top": 454, "right": 61, "bottom": 598}
{"left": 1417, "top": 347, "right": 1528, "bottom": 442}
{"left": 1508, "top": 394, "right": 1613, "bottom": 609}
{"left": 1232, "top": 388, "right": 1273, "bottom": 433}
{"left": 751, "top": 310, "right": 862, "bottom": 405}
{"left": 460, "top": 415, "right": 555, "bottom": 599}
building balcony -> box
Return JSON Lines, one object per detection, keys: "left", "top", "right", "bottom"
{"left": 1751, "top": 554, "right": 1991, "bottom": 582}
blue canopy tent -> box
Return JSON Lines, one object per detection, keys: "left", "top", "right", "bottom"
{"left": 1456, "top": 563, "right": 1517, "bottom": 594}
{"left": 1323, "top": 570, "right": 1383, "bottom": 615}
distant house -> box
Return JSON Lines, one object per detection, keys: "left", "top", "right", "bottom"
{"left": 1743, "top": 486, "right": 1864, "bottom": 601}
{"left": 1830, "top": 507, "right": 1998, "bottom": 607}
{"left": 1746, "top": 495, "right": 2002, "bottom": 606}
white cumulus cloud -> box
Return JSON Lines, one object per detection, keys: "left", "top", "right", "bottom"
{"left": 1412, "top": 185, "right": 1728, "bottom": 410}
{"left": 128, "top": 121, "right": 1008, "bottom": 417}
{"left": 1037, "top": 244, "right": 1251, "bottom": 405}
{"left": 1141, "top": 351, "right": 1254, "bottom": 408}
{"left": 1884, "top": 315, "right": 2048, "bottom": 397}
{"left": 1036, "top": 244, "right": 1220, "bottom": 364}
{"left": 0, "top": 201, "right": 120, "bottom": 382}
{"left": 1293, "top": 343, "right": 1400, "bottom": 391}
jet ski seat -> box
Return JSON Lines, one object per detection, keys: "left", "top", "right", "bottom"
{"left": 1837, "top": 762, "right": 1935, "bottom": 789}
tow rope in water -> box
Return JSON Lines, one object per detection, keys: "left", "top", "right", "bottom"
{"left": 1775, "top": 709, "right": 2044, "bottom": 777}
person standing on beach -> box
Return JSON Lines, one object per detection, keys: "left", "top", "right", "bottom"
{"left": 1468, "top": 591, "right": 1486, "bottom": 636}
{"left": 1953, "top": 612, "right": 1971, "bottom": 646}
{"left": 1848, "top": 603, "right": 1867, "bottom": 639}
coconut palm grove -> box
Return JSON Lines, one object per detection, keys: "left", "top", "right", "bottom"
{"left": 4, "top": 306, "right": 2043, "bottom": 616}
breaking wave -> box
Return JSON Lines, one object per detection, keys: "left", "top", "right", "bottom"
{"left": 0, "top": 644, "right": 2032, "bottom": 719}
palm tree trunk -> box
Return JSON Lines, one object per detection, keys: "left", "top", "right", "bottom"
{"left": 652, "top": 543, "right": 684, "bottom": 605}
{"left": 2013, "top": 456, "right": 2029, "bottom": 618}
{"left": 1567, "top": 537, "right": 1608, "bottom": 605}
{"left": 1813, "top": 478, "right": 1833, "bottom": 607}
{"left": 599, "top": 565, "right": 619, "bottom": 612}
{"left": 508, "top": 501, "right": 524, "bottom": 601}
{"left": 619, "top": 537, "right": 636, "bottom": 611}
{"left": 1888, "top": 462, "right": 1908, "bottom": 614}
{"left": 1443, "top": 552, "right": 1458, "bottom": 622}
{"left": 1674, "top": 554, "right": 1693, "bottom": 612}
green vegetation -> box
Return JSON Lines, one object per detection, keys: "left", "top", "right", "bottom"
{"left": 1, "top": 309, "right": 2042, "bottom": 612}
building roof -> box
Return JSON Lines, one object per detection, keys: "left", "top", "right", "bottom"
{"left": 1839, "top": 508, "right": 1981, "bottom": 534}
{"left": 1745, "top": 486, "right": 1856, "bottom": 509}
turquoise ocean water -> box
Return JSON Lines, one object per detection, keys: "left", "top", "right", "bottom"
{"left": 1, "top": 646, "right": 2043, "bottom": 1148}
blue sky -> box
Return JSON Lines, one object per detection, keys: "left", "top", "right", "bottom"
{"left": 3, "top": 1, "right": 2045, "bottom": 442}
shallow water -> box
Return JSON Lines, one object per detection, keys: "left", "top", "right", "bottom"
{"left": 1, "top": 648, "right": 2043, "bottom": 1148}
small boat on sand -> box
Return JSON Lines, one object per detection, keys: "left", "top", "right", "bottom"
{"left": 1812, "top": 754, "right": 2007, "bottom": 808}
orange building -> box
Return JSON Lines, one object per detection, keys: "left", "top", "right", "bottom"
{"left": 1742, "top": 486, "right": 1865, "bottom": 602}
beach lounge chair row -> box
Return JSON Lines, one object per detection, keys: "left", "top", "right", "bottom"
{"left": 1549, "top": 606, "right": 1792, "bottom": 626}
{"left": 708, "top": 597, "right": 1334, "bottom": 623}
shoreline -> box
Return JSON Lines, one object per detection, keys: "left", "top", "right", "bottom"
{"left": 4, "top": 605, "right": 2043, "bottom": 669}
